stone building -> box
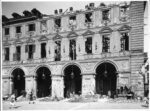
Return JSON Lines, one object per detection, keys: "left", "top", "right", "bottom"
{"left": 2, "top": 1, "right": 147, "bottom": 98}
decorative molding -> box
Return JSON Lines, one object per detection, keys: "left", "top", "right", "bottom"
{"left": 99, "top": 26, "right": 113, "bottom": 34}
{"left": 53, "top": 34, "right": 63, "bottom": 41}
{"left": 67, "top": 31, "right": 78, "bottom": 38}
{"left": 82, "top": 30, "right": 95, "bottom": 36}
{"left": 38, "top": 35, "right": 49, "bottom": 42}
{"left": 26, "top": 37, "right": 35, "bottom": 44}
{"left": 118, "top": 25, "right": 131, "bottom": 32}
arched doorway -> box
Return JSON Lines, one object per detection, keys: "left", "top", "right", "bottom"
{"left": 12, "top": 68, "right": 25, "bottom": 97}
{"left": 36, "top": 67, "right": 51, "bottom": 98}
{"left": 64, "top": 65, "right": 82, "bottom": 98}
{"left": 96, "top": 62, "right": 117, "bottom": 97}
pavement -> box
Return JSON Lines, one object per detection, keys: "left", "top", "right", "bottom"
{"left": 2, "top": 99, "right": 149, "bottom": 110}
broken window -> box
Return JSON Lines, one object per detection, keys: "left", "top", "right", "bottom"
{"left": 85, "top": 37, "right": 92, "bottom": 54}
{"left": 121, "top": 33, "right": 129, "bottom": 51}
{"left": 41, "top": 43, "right": 46, "bottom": 58}
{"left": 25, "top": 44, "right": 35, "bottom": 59}
{"left": 54, "top": 18, "right": 61, "bottom": 27}
{"left": 16, "top": 46, "right": 21, "bottom": 61}
{"left": 28, "top": 24, "right": 35, "bottom": 31}
{"left": 102, "top": 35, "right": 110, "bottom": 52}
{"left": 16, "top": 26, "right": 21, "bottom": 33}
{"left": 102, "top": 10, "right": 110, "bottom": 21}
{"left": 5, "top": 28, "right": 9, "bottom": 35}
{"left": 69, "top": 39, "right": 76, "bottom": 60}
{"left": 4, "top": 47, "right": 9, "bottom": 61}
{"left": 85, "top": 12, "right": 92, "bottom": 23}
{"left": 54, "top": 41, "right": 61, "bottom": 61}
{"left": 69, "top": 15, "right": 76, "bottom": 25}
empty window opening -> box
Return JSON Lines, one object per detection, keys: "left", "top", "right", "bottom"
{"left": 16, "top": 26, "right": 21, "bottom": 33}
{"left": 4, "top": 47, "right": 9, "bottom": 61}
{"left": 28, "top": 24, "right": 35, "bottom": 31}
{"left": 121, "top": 33, "right": 129, "bottom": 51}
{"left": 16, "top": 46, "right": 21, "bottom": 61}
{"left": 69, "top": 15, "right": 76, "bottom": 25}
{"left": 54, "top": 18, "right": 61, "bottom": 27}
{"left": 5, "top": 28, "right": 9, "bottom": 35}
{"left": 102, "top": 35, "right": 110, "bottom": 52}
{"left": 85, "top": 37, "right": 92, "bottom": 54}
{"left": 102, "top": 10, "right": 110, "bottom": 20}
{"left": 69, "top": 39, "right": 76, "bottom": 60}
{"left": 25, "top": 44, "right": 35, "bottom": 59}
{"left": 85, "top": 12, "right": 92, "bottom": 23}
{"left": 54, "top": 41, "right": 61, "bottom": 61}
{"left": 41, "top": 43, "right": 46, "bottom": 58}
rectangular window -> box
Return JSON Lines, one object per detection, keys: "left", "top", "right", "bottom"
{"left": 28, "top": 24, "right": 35, "bottom": 31}
{"left": 55, "top": 18, "right": 61, "bottom": 27}
{"left": 85, "top": 12, "right": 92, "bottom": 23}
{"left": 4, "top": 47, "right": 9, "bottom": 61}
{"left": 5, "top": 28, "right": 9, "bottom": 35}
{"left": 121, "top": 33, "right": 129, "bottom": 51}
{"left": 16, "top": 26, "right": 21, "bottom": 33}
{"left": 69, "top": 15, "right": 76, "bottom": 25}
{"left": 85, "top": 37, "right": 92, "bottom": 54}
{"left": 25, "top": 44, "right": 35, "bottom": 59}
{"left": 102, "top": 35, "right": 110, "bottom": 52}
{"left": 69, "top": 39, "right": 76, "bottom": 60}
{"left": 16, "top": 46, "right": 21, "bottom": 61}
{"left": 102, "top": 10, "right": 110, "bottom": 20}
{"left": 54, "top": 41, "right": 61, "bottom": 61}
{"left": 41, "top": 43, "right": 46, "bottom": 58}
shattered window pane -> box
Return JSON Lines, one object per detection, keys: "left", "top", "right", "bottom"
{"left": 102, "top": 35, "right": 110, "bottom": 52}
{"left": 102, "top": 10, "right": 110, "bottom": 20}
{"left": 55, "top": 18, "right": 61, "bottom": 27}
{"left": 54, "top": 41, "right": 61, "bottom": 61}
{"left": 121, "top": 33, "right": 129, "bottom": 51}
{"left": 85, "top": 37, "right": 92, "bottom": 54}
{"left": 85, "top": 12, "right": 92, "bottom": 23}
{"left": 69, "top": 39, "right": 76, "bottom": 60}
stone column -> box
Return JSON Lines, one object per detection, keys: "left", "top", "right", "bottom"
{"left": 21, "top": 44, "right": 26, "bottom": 61}
{"left": 76, "top": 35, "right": 85, "bottom": 60}
{"left": 51, "top": 75, "right": 64, "bottom": 98}
{"left": 81, "top": 73, "right": 96, "bottom": 95}
{"left": 49, "top": 40, "right": 55, "bottom": 61}
{"left": 33, "top": 76, "right": 37, "bottom": 97}
{"left": 61, "top": 38, "right": 69, "bottom": 61}
{"left": 9, "top": 77, "right": 13, "bottom": 95}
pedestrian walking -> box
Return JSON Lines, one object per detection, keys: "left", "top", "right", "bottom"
{"left": 29, "top": 91, "right": 35, "bottom": 104}
{"left": 9, "top": 93, "right": 16, "bottom": 109}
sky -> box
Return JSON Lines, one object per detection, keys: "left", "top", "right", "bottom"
{"left": 2, "top": 1, "right": 102, "bottom": 18}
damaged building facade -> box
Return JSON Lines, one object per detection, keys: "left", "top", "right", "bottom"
{"left": 2, "top": 1, "right": 147, "bottom": 98}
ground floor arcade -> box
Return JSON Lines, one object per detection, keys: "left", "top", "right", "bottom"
{"left": 2, "top": 59, "right": 144, "bottom": 98}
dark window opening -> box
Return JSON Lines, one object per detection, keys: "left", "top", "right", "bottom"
{"left": 16, "top": 46, "right": 21, "bottom": 61}
{"left": 25, "top": 44, "right": 35, "bottom": 59}
{"left": 85, "top": 12, "right": 92, "bottom": 23}
{"left": 85, "top": 37, "right": 92, "bottom": 54}
{"left": 4, "top": 47, "right": 9, "bottom": 61}
{"left": 54, "top": 41, "right": 61, "bottom": 61}
{"left": 69, "top": 15, "right": 76, "bottom": 25}
{"left": 69, "top": 39, "right": 76, "bottom": 60}
{"left": 41, "top": 43, "right": 46, "bottom": 58}
{"left": 121, "top": 33, "right": 129, "bottom": 51}
{"left": 55, "top": 18, "right": 61, "bottom": 27}
{"left": 5, "top": 28, "right": 9, "bottom": 35}
{"left": 28, "top": 24, "right": 35, "bottom": 31}
{"left": 16, "top": 26, "right": 21, "bottom": 33}
{"left": 102, "top": 10, "right": 110, "bottom": 20}
{"left": 102, "top": 35, "right": 110, "bottom": 52}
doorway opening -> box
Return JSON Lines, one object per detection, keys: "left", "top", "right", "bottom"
{"left": 36, "top": 67, "right": 51, "bottom": 98}
{"left": 64, "top": 65, "right": 82, "bottom": 98}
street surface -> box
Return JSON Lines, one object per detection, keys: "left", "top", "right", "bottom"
{"left": 2, "top": 99, "right": 149, "bottom": 110}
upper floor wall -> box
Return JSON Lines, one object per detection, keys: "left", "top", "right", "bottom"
{"left": 2, "top": 3, "right": 130, "bottom": 41}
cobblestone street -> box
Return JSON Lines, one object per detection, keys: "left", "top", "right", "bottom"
{"left": 2, "top": 99, "right": 149, "bottom": 110}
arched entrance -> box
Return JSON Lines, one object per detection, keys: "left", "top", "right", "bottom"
{"left": 12, "top": 68, "right": 25, "bottom": 97}
{"left": 36, "top": 67, "right": 51, "bottom": 98}
{"left": 64, "top": 65, "right": 82, "bottom": 98}
{"left": 96, "top": 62, "right": 117, "bottom": 97}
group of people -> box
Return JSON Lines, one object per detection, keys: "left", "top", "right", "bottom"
{"left": 9, "top": 90, "right": 35, "bottom": 109}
